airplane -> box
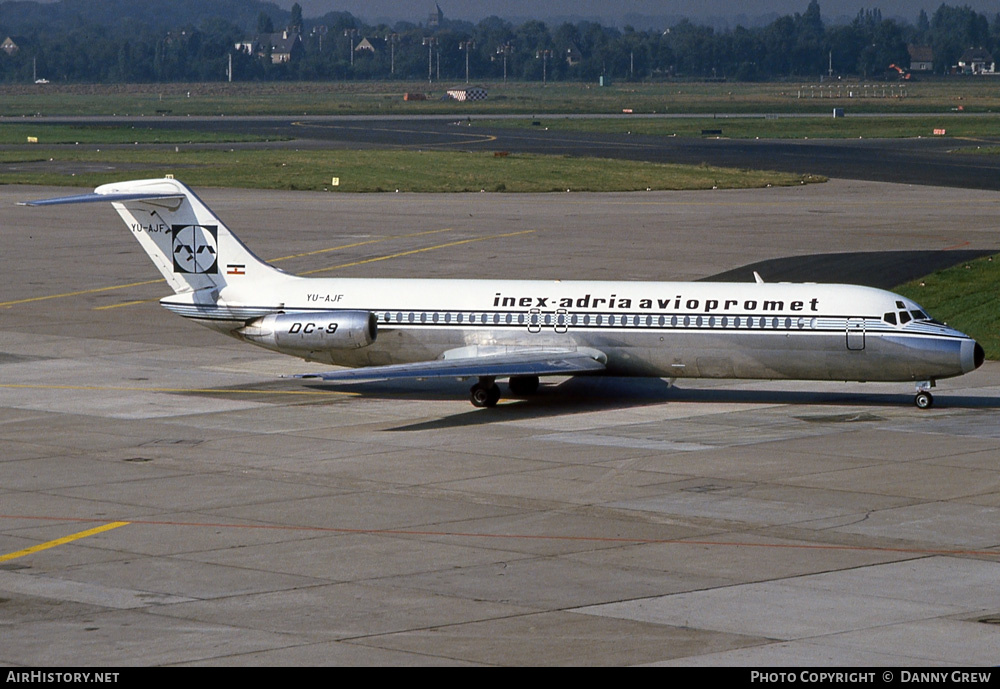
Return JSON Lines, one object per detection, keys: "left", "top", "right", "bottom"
{"left": 22, "top": 177, "right": 984, "bottom": 409}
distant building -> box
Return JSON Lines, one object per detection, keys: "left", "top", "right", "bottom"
{"left": 1, "top": 37, "right": 18, "bottom": 55}
{"left": 266, "top": 31, "right": 303, "bottom": 63}
{"left": 564, "top": 44, "right": 582, "bottom": 67}
{"left": 428, "top": 4, "right": 444, "bottom": 28}
{"left": 908, "top": 45, "right": 933, "bottom": 72}
{"left": 236, "top": 31, "right": 303, "bottom": 64}
{"left": 355, "top": 38, "right": 376, "bottom": 54}
{"left": 958, "top": 48, "right": 995, "bottom": 75}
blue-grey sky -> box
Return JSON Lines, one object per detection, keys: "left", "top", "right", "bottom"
{"left": 282, "top": 1, "right": 999, "bottom": 27}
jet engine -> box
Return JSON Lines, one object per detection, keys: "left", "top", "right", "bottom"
{"left": 237, "top": 311, "right": 377, "bottom": 350}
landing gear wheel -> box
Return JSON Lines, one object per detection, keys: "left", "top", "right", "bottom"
{"left": 914, "top": 391, "right": 934, "bottom": 409}
{"left": 470, "top": 382, "right": 501, "bottom": 408}
{"left": 508, "top": 375, "right": 540, "bottom": 396}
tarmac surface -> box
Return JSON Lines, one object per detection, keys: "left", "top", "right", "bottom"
{"left": 2, "top": 179, "right": 1000, "bottom": 666}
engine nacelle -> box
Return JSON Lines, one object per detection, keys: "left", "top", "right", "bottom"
{"left": 237, "top": 310, "right": 377, "bottom": 351}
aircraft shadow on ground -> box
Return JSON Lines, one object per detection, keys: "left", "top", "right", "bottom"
{"left": 299, "top": 376, "right": 1000, "bottom": 432}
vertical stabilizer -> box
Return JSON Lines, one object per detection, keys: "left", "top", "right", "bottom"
{"left": 96, "top": 178, "right": 282, "bottom": 294}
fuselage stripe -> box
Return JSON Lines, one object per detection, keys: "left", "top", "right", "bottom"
{"left": 159, "top": 302, "right": 968, "bottom": 340}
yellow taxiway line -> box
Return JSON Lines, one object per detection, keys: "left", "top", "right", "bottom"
{"left": 1, "top": 227, "right": 457, "bottom": 310}
{"left": 301, "top": 229, "right": 535, "bottom": 275}
{"left": 0, "top": 521, "right": 130, "bottom": 563}
{"left": 88, "top": 228, "right": 538, "bottom": 303}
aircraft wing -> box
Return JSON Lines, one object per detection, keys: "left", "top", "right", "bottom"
{"left": 290, "top": 348, "right": 606, "bottom": 384}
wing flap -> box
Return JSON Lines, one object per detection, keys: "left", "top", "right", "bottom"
{"left": 291, "top": 349, "right": 606, "bottom": 384}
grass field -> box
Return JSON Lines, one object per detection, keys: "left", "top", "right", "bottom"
{"left": 896, "top": 253, "right": 1000, "bottom": 360}
{"left": 2, "top": 79, "right": 1000, "bottom": 117}
{"left": 0, "top": 148, "right": 821, "bottom": 192}
{"left": 0, "top": 123, "right": 278, "bottom": 145}
{"left": 479, "top": 114, "right": 1000, "bottom": 140}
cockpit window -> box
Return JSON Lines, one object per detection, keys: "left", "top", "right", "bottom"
{"left": 911, "top": 310, "right": 928, "bottom": 321}
{"left": 899, "top": 311, "right": 912, "bottom": 324}
{"left": 883, "top": 312, "right": 897, "bottom": 325}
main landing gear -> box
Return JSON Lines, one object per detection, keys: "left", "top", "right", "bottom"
{"left": 470, "top": 377, "right": 501, "bottom": 408}
{"left": 914, "top": 381, "right": 934, "bottom": 409}
{"left": 469, "top": 375, "right": 541, "bottom": 407}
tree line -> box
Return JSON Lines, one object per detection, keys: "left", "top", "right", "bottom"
{"left": 1, "top": 0, "right": 999, "bottom": 84}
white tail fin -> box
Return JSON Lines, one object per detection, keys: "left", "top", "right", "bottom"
{"left": 23, "top": 178, "right": 285, "bottom": 294}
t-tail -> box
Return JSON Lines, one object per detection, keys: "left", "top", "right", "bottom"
{"left": 21, "top": 177, "right": 286, "bottom": 294}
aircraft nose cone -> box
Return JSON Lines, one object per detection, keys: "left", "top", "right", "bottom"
{"left": 963, "top": 339, "right": 985, "bottom": 373}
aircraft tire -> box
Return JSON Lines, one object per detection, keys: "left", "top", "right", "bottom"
{"left": 914, "top": 391, "right": 934, "bottom": 409}
{"left": 471, "top": 382, "right": 501, "bottom": 408}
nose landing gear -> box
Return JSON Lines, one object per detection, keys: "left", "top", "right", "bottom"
{"left": 914, "top": 380, "right": 934, "bottom": 409}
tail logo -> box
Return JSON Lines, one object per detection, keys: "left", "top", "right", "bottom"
{"left": 171, "top": 225, "right": 218, "bottom": 274}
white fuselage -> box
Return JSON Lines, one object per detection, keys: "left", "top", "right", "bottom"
{"left": 162, "top": 275, "right": 982, "bottom": 384}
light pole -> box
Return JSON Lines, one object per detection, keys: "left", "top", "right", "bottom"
{"left": 344, "top": 28, "right": 358, "bottom": 66}
{"left": 313, "top": 25, "right": 327, "bottom": 52}
{"left": 496, "top": 42, "right": 512, "bottom": 84}
{"left": 422, "top": 37, "right": 437, "bottom": 83}
{"left": 459, "top": 40, "right": 475, "bottom": 83}
{"left": 385, "top": 32, "right": 399, "bottom": 77}
{"left": 536, "top": 49, "right": 552, "bottom": 86}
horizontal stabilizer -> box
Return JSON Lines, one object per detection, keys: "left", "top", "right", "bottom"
{"left": 20, "top": 191, "right": 183, "bottom": 206}
{"left": 291, "top": 349, "right": 607, "bottom": 384}
{"left": 20, "top": 178, "right": 284, "bottom": 295}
